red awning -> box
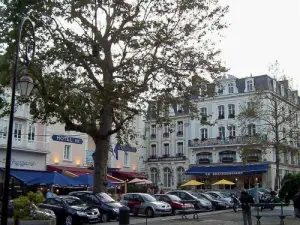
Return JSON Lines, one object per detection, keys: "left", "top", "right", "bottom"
{"left": 112, "top": 170, "right": 147, "bottom": 180}
{"left": 47, "top": 165, "right": 124, "bottom": 183}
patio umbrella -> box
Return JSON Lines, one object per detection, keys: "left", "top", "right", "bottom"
{"left": 26, "top": 172, "right": 84, "bottom": 186}
{"left": 212, "top": 179, "right": 235, "bottom": 185}
{"left": 73, "top": 174, "right": 93, "bottom": 186}
{"left": 181, "top": 180, "right": 204, "bottom": 187}
{"left": 128, "top": 178, "right": 144, "bottom": 184}
{"left": 136, "top": 179, "right": 152, "bottom": 185}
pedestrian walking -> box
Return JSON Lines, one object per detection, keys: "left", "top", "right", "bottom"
{"left": 239, "top": 189, "right": 254, "bottom": 225}
{"left": 293, "top": 190, "right": 300, "bottom": 219}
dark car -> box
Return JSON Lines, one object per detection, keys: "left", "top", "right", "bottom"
{"left": 197, "top": 193, "right": 228, "bottom": 210}
{"left": 69, "top": 191, "right": 122, "bottom": 222}
{"left": 154, "top": 194, "right": 194, "bottom": 214}
{"left": 39, "top": 196, "right": 100, "bottom": 225}
{"left": 167, "top": 190, "right": 212, "bottom": 211}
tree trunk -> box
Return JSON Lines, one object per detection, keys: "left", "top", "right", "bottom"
{"left": 274, "top": 146, "right": 280, "bottom": 191}
{"left": 93, "top": 137, "right": 110, "bottom": 192}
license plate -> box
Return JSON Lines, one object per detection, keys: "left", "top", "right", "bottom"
{"left": 88, "top": 215, "right": 98, "bottom": 219}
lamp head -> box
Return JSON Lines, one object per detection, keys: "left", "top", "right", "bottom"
{"left": 17, "top": 76, "right": 34, "bottom": 97}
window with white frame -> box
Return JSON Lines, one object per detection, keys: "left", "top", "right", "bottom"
{"left": 228, "top": 126, "right": 236, "bottom": 137}
{"left": 163, "top": 143, "right": 169, "bottom": 155}
{"left": 163, "top": 167, "right": 172, "bottom": 187}
{"left": 248, "top": 124, "right": 256, "bottom": 136}
{"left": 0, "top": 119, "right": 8, "bottom": 139}
{"left": 218, "top": 84, "right": 224, "bottom": 95}
{"left": 28, "top": 124, "right": 35, "bottom": 142}
{"left": 177, "top": 142, "right": 184, "bottom": 154}
{"left": 177, "top": 167, "right": 185, "bottom": 184}
{"left": 151, "top": 144, "right": 157, "bottom": 156}
{"left": 163, "top": 124, "right": 169, "bottom": 134}
{"left": 200, "top": 107, "right": 207, "bottom": 116}
{"left": 151, "top": 125, "right": 156, "bottom": 135}
{"left": 200, "top": 128, "right": 208, "bottom": 139}
{"left": 14, "top": 123, "right": 22, "bottom": 141}
{"left": 246, "top": 80, "right": 253, "bottom": 91}
{"left": 228, "top": 104, "right": 235, "bottom": 117}
{"left": 218, "top": 105, "right": 225, "bottom": 119}
{"left": 218, "top": 127, "right": 225, "bottom": 139}
{"left": 228, "top": 83, "right": 234, "bottom": 94}
{"left": 63, "top": 145, "right": 72, "bottom": 161}
{"left": 150, "top": 168, "right": 158, "bottom": 184}
{"left": 177, "top": 104, "right": 183, "bottom": 113}
{"left": 124, "top": 152, "right": 129, "bottom": 167}
{"left": 177, "top": 121, "right": 183, "bottom": 132}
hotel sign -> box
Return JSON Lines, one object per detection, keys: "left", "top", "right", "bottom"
{"left": 52, "top": 135, "right": 83, "bottom": 144}
{"left": 0, "top": 158, "right": 36, "bottom": 167}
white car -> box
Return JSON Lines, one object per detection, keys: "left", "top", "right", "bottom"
{"left": 120, "top": 193, "right": 172, "bottom": 217}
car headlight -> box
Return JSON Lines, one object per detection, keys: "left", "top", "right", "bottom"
{"left": 77, "top": 211, "right": 87, "bottom": 216}
{"left": 94, "top": 208, "right": 100, "bottom": 214}
{"left": 113, "top": 208, "right": 119, "bottom": 213}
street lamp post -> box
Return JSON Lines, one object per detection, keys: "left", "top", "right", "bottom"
{"left": 1, "top": 14, "right": 35, "bottom": 225}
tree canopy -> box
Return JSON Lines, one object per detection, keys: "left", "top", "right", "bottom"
{"left": 0, "top": 0, "right": 228, "bottom": 191}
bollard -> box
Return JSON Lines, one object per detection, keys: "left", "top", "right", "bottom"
{"left": 119, "top": 206, "right": 130, "bottom": 225}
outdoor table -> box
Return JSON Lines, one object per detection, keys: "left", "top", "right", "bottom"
{"left": 250, "top": 203, "right": 290, "bottom": 225}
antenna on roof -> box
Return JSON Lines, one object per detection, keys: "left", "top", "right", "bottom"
{"left": 250, "top": 73, "right": 253, "bottom": 77}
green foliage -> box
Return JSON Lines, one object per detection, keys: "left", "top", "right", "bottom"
{"left": 279, "top": 173, "right": 300, "bottom": 203}
{"left": 0, "top": 0, "right": 228, "bottom": 191}
{"left": 13, "top": 192, "right": 46, "bottom": 220}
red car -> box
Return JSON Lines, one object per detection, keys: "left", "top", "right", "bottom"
{"left": 154, "top": 194, "right": 194, "bottom": 214}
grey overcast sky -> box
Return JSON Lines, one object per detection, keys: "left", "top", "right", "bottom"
{"left": 219, "top": 0, "right": 300, "bottom": 90}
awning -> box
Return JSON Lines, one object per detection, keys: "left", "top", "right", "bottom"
{"left": 112, "top": 170, "right": 147, "bottom": 180}
{"left": 185, "top": 163, "right": 269, "bottom": 176}
{"left": 47, "top": 165, "right": 124, "bottom": 183}
{"left": 0, "top": 168, "right": 51, "bottom": 183}
{"left": 25, "top": 172, "right": 84, "bottom": 186}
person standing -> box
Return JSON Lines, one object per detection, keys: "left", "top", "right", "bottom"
{"left": 293, "top": 190, "right": 300, "bottom": 219}
{"left": 239, "top": 189, "right": 254, "bottom": 225}
{"left": 46, "top": 189, "right": 53, "bottom": 199}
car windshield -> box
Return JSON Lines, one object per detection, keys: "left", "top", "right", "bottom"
{"left": 63, "top": 197, "right": 84, "bottom": 206}
{"left": 188, "top": 191, "right": 204, "bottom": 199}
{"left": 142, "top": 194, "right": 157, "bottom": 202}
{"left": 168, "top": 195, "right": 181, "bottom": 202}
{"left": 220, "top": 192, "right": 231, "bottom": 197}
{"left": 96, "top": 193, "right": 115, "bottom": 203}
{"left": 201, "top": 193, "right": 214, "bottom": 200}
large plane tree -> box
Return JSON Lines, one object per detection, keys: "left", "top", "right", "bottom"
{"left": 0, "top": 0, "right": 228, "bottom": 191}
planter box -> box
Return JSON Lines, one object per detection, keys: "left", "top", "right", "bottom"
{"left": 18, "top": 220, "right": 56, "bottom": 225}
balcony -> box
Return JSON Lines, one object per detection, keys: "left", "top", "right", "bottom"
{"left": 228, "top": 114, "right": 235, "bottom": 119}
{"left": 14, "top": 108, "right": 30, "bottom": 119}
{"left": 163, "top": 133, "right": 170, "bottom": 138}
{"left": 150, "top": 134, "right": 156, "bottom": 139}
{"left": 188, "top": 135, "right": 267, "bottom": 148}
{"left": 177, "top": 131, "right": 183, "bottom": 137}
{"left": 218, "top": 114, "right": 225, "bottom": 119}
{"left": 0, "top": 139, "right": 49, "bottom": 153}
{"left": 147, "top": 154, "right": 186, "bottom": 162}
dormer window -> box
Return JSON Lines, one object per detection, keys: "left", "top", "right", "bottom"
{"left": 228, "top": 83, "right": 234, "bottom": 94}
{"left": 281, "top": 85, "right": 284, "bottom": 97}
{"left": 177, "top": 104, "right": 183, "bottom": 113}
{"left": 246, "top": 80, "right": 253, "bottom": 92}
{"left": 218, "top": 85, "right": 224, "bottom": 95}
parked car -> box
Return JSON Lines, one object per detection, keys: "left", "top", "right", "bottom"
{"left": 0, "top": 199, "right": 56, "bottom": 220}
{"left": 69, "top": 191, "right": 122, "bottom": 222}
{"left": 205, "top": 191, "right": 233, "bottom": 207}
{"left": 167, "top": 190, "right": 212, "bottom": 211}
{"left": 120, "top": 193, "right": 172, "bottom": 217}
{"left": 39, "top": 195, "right": 100, "bottom": 225}
{"left": 197, "top": 193, "right": 229, "bottom": 210}
{"left": 154, "top": 194, "right": 194, "bottom": 214}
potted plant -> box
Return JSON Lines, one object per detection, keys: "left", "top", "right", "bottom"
{"left": 13, "top": 192, "right": 56, "bottom": 225}
{"left": 216, "top": 136, "right": 221, "bottom": 140}
{"left": 193, "top": 138, "right": 199, "bottom": 142}
{"left": 201, "top": 138, "right": 207, "bottom": 142}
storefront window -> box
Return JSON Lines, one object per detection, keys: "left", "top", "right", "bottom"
{"left": 150, "top": 168, "right": 158, "bottom": 184}
{"left": 177, "top": 167, "right": 185, "bottom": 184}
{"left": 247, "top": 149, "right": 262, "bottom": 162}
{"left": 163, "top": 167, "right": 172, "bottom": 187}
{"left": 219, "top": 151, "right": 236, "bottom": 163}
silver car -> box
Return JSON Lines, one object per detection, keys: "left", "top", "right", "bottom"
{"left": 206, "top": 191, "right": 233, "bottom": 207}
{"left": 120, "top": 193, "right": 172, "bottom": 217}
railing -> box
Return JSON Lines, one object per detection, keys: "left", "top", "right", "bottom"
{"left": 188, "top": 135, "right": 267, "bottom": 147}
{"left": 147, "top": 154, "right": 186, "bottom": 162}
{"left": 0, "top": 139, "right": 49, "bottom": 153}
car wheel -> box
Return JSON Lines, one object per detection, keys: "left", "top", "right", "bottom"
{"left": 145, "top": 207, "right": 154, "bottom": 218}
{"left": 65, "top": 215, "right": 72, "bottom": 225}
{"left": 101, "top": 213, "right": 108, "bottom": 223}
